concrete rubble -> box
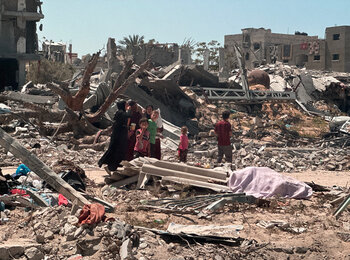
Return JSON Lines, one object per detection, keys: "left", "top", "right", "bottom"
{"left": 0, "top": 48, "right": 350, "bottom": 259}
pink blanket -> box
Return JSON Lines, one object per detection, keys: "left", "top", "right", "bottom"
{"left": 228, "top": 167, "right": 312, "bottom": 199}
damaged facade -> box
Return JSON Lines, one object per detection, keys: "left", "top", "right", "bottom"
{"left": 0, "top": 0, "right": 44, "bottom": 91}
{"left": 41, "top": 41, "right": 78, "bottom": 65}
{"left": 221, "top": 26, "right": 350, "bottom": 74}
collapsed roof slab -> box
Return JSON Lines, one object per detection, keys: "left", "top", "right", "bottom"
{"left": 178, "top": 65, "right": 219, "bottom": 87}
{"left": 124, "top": 79, "right": 196, "bottom": 131}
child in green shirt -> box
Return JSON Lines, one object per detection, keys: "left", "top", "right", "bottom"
{"left": 148, "top": 110, "right": 159, "bottom": 158}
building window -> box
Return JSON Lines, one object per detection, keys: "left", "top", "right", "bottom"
{"left": 245, "top": 52, "right": 249, "bottom": 60}
{"left": 332, "top": 54, "right": 339, "bottom": 60}
{"left": 253, "top": 42, "right": 260, "bottom": 50}
{"left": 314, "top": 55, "right": 320, "bottom": 61}
{"left": 333, "top": 34, "right": 340, "bottom": 40}
{"left": 283, "top": 45, "right": 291, "bottom": 58}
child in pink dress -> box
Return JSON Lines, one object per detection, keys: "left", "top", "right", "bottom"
{"left": 134, "top": 118, "right": 150, "bottom": 158}
{"left": 178, "top": 126, "right": 189, "bottom": 162}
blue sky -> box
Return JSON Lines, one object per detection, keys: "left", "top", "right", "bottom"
{"left": 38, "top": 0, "right": 350, "bottom": 57}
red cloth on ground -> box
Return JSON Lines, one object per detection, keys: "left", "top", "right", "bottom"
{"left": 78, "top": 203, "right": 105, "bottom": 225}
{"left": 10, "top": 189, "right": 29, "bottom": 197}
{"left": 214, "top": 120, "right": 232, "bottom": 146}
{"left": 58, "top": 194, "right": 69, "bottom": 206}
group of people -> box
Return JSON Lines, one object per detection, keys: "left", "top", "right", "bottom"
{"left": 98, "top": 100, "right": 164, "bottom": 172}
{"left": 98, "top": 99, "right": 232, "bottom": 173}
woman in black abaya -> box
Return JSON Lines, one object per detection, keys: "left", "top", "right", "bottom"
{"left": 98, "top": 101, "right": 129, "bottom": 171}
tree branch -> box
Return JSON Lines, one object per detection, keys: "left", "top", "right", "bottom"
{"left": 86, "top": 59, "right": 150, "bottom": 123}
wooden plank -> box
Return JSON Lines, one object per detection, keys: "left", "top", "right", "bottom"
{"left": 110, "top": 175, "right": 138, "bottom": 188}
{"left": 0, "top": 127, "right": 90, "bottom": 207}
{"left": 0, "top": 195, "right": 38, "bottom": 208}
{"left": 136, "top": 171, "right": 150, "bottom": 189}
{"left": 26, "top": 190, "right": 49, "bottom": 207}
{"left": 81, "top": 193, "right": 115, "bottom": 213}
{"left": 142, "top": 164, "right": 226, "bottom": 184}
{"left": 153, "top": 161, "right": 227, "bottom": 180}
{"left": 162, "top": 176, "right": 230, "bottom": 192}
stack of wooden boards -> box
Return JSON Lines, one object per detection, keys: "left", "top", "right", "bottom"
{"left": 105, "top": 157, "right": 230, "bottom": 192}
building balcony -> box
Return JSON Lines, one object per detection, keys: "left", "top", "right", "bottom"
{"left": 1, "top": 10, "right": 44, "bottom": 21}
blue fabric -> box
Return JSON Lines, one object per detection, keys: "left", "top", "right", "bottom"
{"left": 12, "top": 164, "right": 31, "bottom": 178}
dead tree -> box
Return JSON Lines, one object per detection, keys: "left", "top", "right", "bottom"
{"left": 46, "top": 53, "right": 150, "bottom": 137}
{"left": 47, "top": 51, "right": 100, "bottom": 111}
{"left": 86, "top": 59, "right": 150, "bottom": 123}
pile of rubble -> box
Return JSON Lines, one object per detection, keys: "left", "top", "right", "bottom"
{"left": 0, "top": 206, "right": 138, "bottom": 260}
{"left": 1, "top": 45, "right": 350, "bottom": 259}
{"left": 189, "top": 137, "right": 350, "bottom": 172}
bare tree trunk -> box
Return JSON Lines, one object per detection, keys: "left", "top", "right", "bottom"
{"left": 47, "top": 52, "right": 100, "bottom": 111}
{"left": 86, "top": 59, "right": 150, "bottom": 123}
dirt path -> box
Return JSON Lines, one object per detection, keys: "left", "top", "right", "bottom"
{"left": 3, "top": 166, "right": 349, "bottom": 187}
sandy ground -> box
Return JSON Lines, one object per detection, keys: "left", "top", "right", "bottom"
{"left": 4, "top": 166, "right": 348, "bottom": 188}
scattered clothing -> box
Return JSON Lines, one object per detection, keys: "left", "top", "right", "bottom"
{"left": 78, "top": 203, "right": 106, "bottom": 225}
{"left": 228, "top": 167, "right": 313, "bottom": 199}
{"left": 58, "top": 194, "right": 69, "bottom": 206}
{"left": 12, "top": 164, "right": 31, "bottom": 179}
{"left": 98, "top": 101, "right": 130, "bottom": 171}
{"left": 60, "top": 170, "right": 86, "bottom": 191}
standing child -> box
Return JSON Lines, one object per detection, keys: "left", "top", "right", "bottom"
{"left": 134, "top": 118, "right": 150, "bottom": 158}
{"left": 178, "top": 126, "right": 189, "bottom": 162}
{"left": 148, "top": 110, "right": 159, "bottom": 158}
{"left": 214, "top": 110, "right": 232, "bottom": 164}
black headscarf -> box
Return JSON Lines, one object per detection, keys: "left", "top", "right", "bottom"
{"left": 117, "top": 101, "right": 126, "bottom": 111}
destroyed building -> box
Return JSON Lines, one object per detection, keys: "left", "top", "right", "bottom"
{"left": 0, "top": 0, "right": 44, "bottom": 91}
{"left": 132, "top": 42, "right": 192, "bottom": 67}
{"left": 221, "top": 26, "right": 350, "bottom": 74}
{"left": 41, "top": 41, "right": 78, "bottom": 65}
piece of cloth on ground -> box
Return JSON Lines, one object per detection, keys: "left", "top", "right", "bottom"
{"left": 78, "top": 203, "right": 106, "bottom": 225}
{"left": 228, "top": 167, "right": 312, "bottom": 199}
{"left": 12, "top": 164, "right": 31, "bottom": 179}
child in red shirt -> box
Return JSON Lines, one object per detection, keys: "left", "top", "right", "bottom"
{"left": 134, "top": 118, "right": 150, "bottom": 158}
{"left": 214, "top": 110, "right": 232, "bottom": 163}
{"left": 178, "top": 126, "right": 189, "bottom": 162}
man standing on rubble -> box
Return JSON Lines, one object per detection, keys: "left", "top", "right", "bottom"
{"left": 214, "top": 110, "right": 232, "bottom": 164}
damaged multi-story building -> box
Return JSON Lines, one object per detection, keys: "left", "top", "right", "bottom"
{"left": 0, "top": 0, "right": 43, "bottom": 91}
{"left": 41, "top": 41, "right": 78, "bottom": 65}
{"left": 221, "top": 26, "right": 350, "bottom": 75}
